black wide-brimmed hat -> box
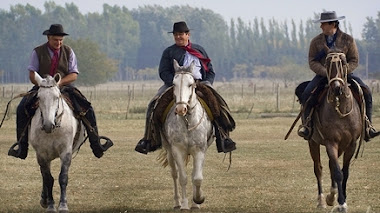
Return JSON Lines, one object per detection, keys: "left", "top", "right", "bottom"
{"left": 168, "top": 21, "right": 191, "bottom": 33}
{"left": 42, "top": 24, "right": 69, "bottom": 36}
{"left": 313, "top": 11, "right": 345, "bottom": 23}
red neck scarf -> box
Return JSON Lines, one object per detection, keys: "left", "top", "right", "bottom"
{"left": 181, "top": 41, "right": 211, "bottom": 72}
{"left": 48, "top": 45, "right": 59, "bottom": 76}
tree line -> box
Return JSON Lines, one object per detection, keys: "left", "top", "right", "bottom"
{"left": 0, "top": 2, "right": 379, "bottom": 85}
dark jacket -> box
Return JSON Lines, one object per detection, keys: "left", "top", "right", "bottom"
{"left": 159, "top": 43, "right": 215, "bottom": 86}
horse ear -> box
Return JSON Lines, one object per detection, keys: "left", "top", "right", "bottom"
{"left": 34, "top": 72, "right": 44, "bottom": 85}
{"left": 173, "top": 59, "right": 180, "bottom": 71}
{"left": 53, "top": 73, "right": 61, "bottom": 85}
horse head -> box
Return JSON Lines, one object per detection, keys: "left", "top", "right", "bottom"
{"left": 325, "top": 49, "right": 348, "bottom": 97}
{"left": 172, "top": 59, "right": 196, "bottom": 116}
{"left": 35, "top": 72, "right": 63, "bottom": 133}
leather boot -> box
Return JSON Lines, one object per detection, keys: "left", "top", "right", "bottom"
{"left": 8, "top": 96, "right": 34, "bottom": 160}
{"left": 214, "top": 122, "right": 236, "bottom": 153}
{"left": 364, "top": 103, "right": 380, "bottom": 142}
{"left": 84, "top": 108, "right": 113, "bottom": 158}
{"left": 135, "top": 100, "right": 159, "bottom": 154}
{"left": 297, "top": 105, "right": 313, "bottom": 140}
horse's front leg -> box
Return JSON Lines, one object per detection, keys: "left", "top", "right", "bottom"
{"left": 191, "top": 150, "right": 205, "bottom": 209}
{"left": 37, "top": 158, "right": 55, "bottom": 212}
{"left": 58, "top": 152, "right": 72, "bottom": 213}
{"left": 167, "top": 149, "right": 181, "bottom": 210}
{"left": 326, "top": 144, "right": 346, "bottom": 211}
{"left": 308, "top": 140, "right": 326, "bottom": 208}
{"left": 172, "top": 147, "right": 189, "bottom": 210}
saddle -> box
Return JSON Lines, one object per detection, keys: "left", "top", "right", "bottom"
{"left": 149, "top": 82, "right": 235, "bottom": 147}
{"left": 296, "top": 79, "right": 364, "bottom": 111}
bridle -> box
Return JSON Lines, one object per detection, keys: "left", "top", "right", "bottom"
{"left": 174, "top": 71, "right": 205, "bottom": 131}
{"left": 325, "top": 52, "right": 353, "bottom": 118}
{"left": 174, "top": 71, "right": 197, "bottom": 111}
{"left": 39, "top": 84, "right": 64, "bottom": 130}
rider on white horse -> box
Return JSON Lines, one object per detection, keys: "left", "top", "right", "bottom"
{"left": 135, "top": 21, "right": 236, "bottom": 154}
{"left": 8, "top": 24, "right": 113, "bottom": 159}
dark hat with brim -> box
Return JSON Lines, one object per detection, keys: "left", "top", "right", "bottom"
{"left": 168, "top": 21, "right": 191, "bottom": 33}
{"left": 313, "top": 11, "right": 345, "bottom": 23}
{"left": 42, "top": 24, "right": 69, "bottom": 36}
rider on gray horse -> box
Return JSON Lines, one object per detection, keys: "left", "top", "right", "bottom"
{"left": 8, "top": 24, "right": 113, "bottom": 159}
{"left": 135, "top": 21, "right": 236, "bottom": 154}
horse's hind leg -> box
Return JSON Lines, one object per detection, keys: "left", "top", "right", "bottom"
{"left": 191, "top": 151, "right": 205, "bottom": 209}
{"left": 58, "top": 152, "right": 72, "bottom": 213}
{"left": 308, "top": 140, "right": 326, "bottom": 208}
{"left": 38, "top": 159, "right": 56, "bottom": 212}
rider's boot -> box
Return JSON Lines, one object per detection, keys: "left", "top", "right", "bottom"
{"left": 84, "top": 108, "right": 113, "bottom": 158}
{"left": 8, "top": 98, "right": 33, "bottom": 160}
{"left": 298, "top": 105, "right": 313, "bottom": 140}
{"left": 364, "top": 103, "right": 380, "bottom": 142}
{"left": 214, "top": 122, "right": 236, "bottom": 153}
{"left": 135, "top": 100, "right": 160, "bottom": 154}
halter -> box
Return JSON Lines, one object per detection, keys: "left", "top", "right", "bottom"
{"left": 325, "top": 52, "right": 353, "bottom": 118}
{"left": 39, "top": 84, "right": 64, "bottom": 130}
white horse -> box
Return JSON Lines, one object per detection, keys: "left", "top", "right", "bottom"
{"left": 29, "top": 73, "right": 85, "bottom": 213}
{"left": 160, "top": 59, "right": 213, "bottom": 211}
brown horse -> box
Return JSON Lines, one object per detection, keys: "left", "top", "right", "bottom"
{"left": 308, "top": 50, "right": 364, "bottom": 212}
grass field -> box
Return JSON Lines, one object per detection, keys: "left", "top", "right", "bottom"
{"left": 0, "top": 81, "right": 379, "bottom": 213}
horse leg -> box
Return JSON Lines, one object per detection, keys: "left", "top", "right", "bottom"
{"left": 171, "top": 147, "right": 189, "bottom": 210}
{"left": 167, "top": 150, "right": 181, "bottom": 210}
{"left": 325, "top": 144, "right": 345, "bottom": 208}
{"left": 191, "top": 151, "right": 205, "bottom": 209}
{"left": 335, "top": 141, "right": 356, "bottom": 212}
{"left": 38, "top": 158, "right": 56, "bottom": 212}
{"left": 308, "top": 140, "right": 325, "bottom": 208}
{"left": 58, "top": 152, "right": 72, "bottom": 213}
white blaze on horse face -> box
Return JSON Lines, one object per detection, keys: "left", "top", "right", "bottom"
{"left": 173, "top": 73, "right": 195, "bottom": 116}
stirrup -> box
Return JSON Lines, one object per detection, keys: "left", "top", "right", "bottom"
{"left": 297, "top": 125, "right": 312, "bottom": 140}
{"left": 8, "top": 142, "right": 21, "bottom": 156}
{"left": 99, "top": 136, "right": 113, "bottom": 151}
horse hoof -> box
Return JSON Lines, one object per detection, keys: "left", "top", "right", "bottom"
{"left": 193, "top": 196, "right": 205, "bottom": 204}
{"left": 331, "top": 203, "right": 347, "bottom": 213}
{"left": 40, "top": 199, "right": 48, "bottom": 208}
{"left": 58, "top": 202, "right": 69, "bottom": 213}
{"left": 173, "top": 206, "right": 181, "bottom": 211}
{"left": 326, "top": 194, "right": 336, "bottom": 206}
{"left": 46, "top": 205, "right": 57, "bottom": 213}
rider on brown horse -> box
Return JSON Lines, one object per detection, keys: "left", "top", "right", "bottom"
{"left": 297, "top": 11, "right": 379, "bottom": 142}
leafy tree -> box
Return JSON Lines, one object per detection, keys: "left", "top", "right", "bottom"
{"left": 64, "top": 38, "right": 118, "bottom": 86}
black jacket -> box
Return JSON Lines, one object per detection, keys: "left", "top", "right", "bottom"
{"left": 159, "top": 43, "right": 215, "bottom": 86}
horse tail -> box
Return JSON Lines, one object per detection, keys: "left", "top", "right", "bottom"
{"left": 156, "top": 149, "right": 191, "bottom": 168}
{"left": 157, "top": 149, "right": 169, "bottom": 168}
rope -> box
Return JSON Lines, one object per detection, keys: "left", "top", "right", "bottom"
{"left": 0, "top": 92, "right": 31, "bottom": 129}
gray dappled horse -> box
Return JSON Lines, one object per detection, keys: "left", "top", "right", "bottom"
{"left": 29, "top": 73, "right": 85, "bottom": 213}
{"left": 159, "top": 59, "right": 213, "bottom": 211}
{"left": 308, "top": 51, "right": 363, "bottom": 212}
